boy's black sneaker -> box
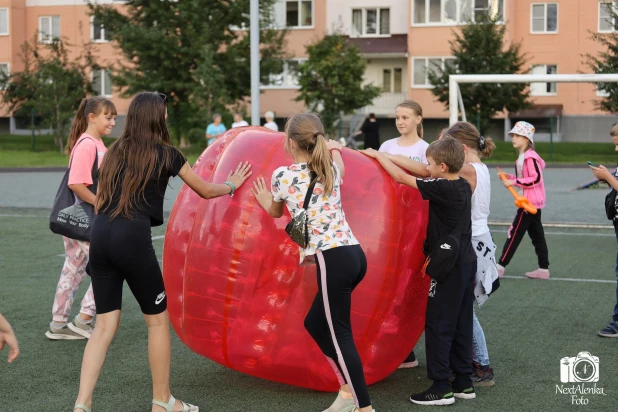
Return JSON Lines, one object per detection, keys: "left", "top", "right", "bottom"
{"left": 410, "top": 387, "right": 455, "bottom": 406}
{"left": 471, "top": 362, "right": 495, "bottom": 387}
{"left": 453, "top": 386, "right": 476, "bottom": 400}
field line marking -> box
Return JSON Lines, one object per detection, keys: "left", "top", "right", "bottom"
{"left": 503, "top": 275, "right": 615, "bottom": 284}
{"left": 492, "top": 230, "right": 616, "bottom": 237}
{"left": 489, "top": 221, "right": 612, "bottom": 229}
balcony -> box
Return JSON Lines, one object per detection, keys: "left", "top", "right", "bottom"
{"left": 357, "top": 92, "right": 407, "bottom": 116}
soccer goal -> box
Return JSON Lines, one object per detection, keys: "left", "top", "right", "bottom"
{"left": 448, "top": 73, "right": 618, "bottom": 126}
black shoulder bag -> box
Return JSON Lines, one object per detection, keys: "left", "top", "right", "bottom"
{"left": 605, "top": 166, "right": 618, "bottom": 220}
{"left": 285, "top": 173, "right": 317, "bottom": 248}
{"left": 423, "top": 194, "right": 469, "bottom": 283}
{"left": 49, "top": 138, "right": 98, "bottom": 241}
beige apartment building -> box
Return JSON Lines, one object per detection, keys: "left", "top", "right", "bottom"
{"left": 0, "top": 0, "right": 616, "bottom": 141}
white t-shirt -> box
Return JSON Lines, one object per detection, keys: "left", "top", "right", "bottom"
{"left": 271, "top": 162, "right": 359, "bottom": 263}
{"left": 264, "top": 121, "right": 278, "bottom": 131}
{"left": 379, "top": 138, "right": 429, "bottom": 164}
{"left": 470, "top": 163, "right": 491, "bottom": 237}
{"left": 231, "top": 120, "right": 249, "bottom": 128}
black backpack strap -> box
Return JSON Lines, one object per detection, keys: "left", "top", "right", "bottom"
{"left": 68, "top": 137, "right": 99, "bottom": 196}
{"left": 302, "top": 172, "right": 317, "bottom": 210}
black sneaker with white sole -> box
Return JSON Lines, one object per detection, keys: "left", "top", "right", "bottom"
{"left": 453, "top": 386, "right": 476, "bottom": 400}
{"left": 598, "top": 320, "right": 618, "bottom": 338}
{"left": 410, "top": 388, "right": 455, "bottom": 406}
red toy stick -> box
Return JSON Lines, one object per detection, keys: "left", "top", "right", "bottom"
{"left": 497, "top": 167, "right": 538, "bottom": 214}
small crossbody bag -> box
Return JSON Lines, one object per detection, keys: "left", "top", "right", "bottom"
{"left": 285, "top": 173, "right": 317, "bottom": 248}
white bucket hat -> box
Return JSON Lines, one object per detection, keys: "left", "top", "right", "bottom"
{"left": 508, "top": 121, "right": 535, "bottom": 143}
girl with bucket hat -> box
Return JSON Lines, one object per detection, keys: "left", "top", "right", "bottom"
{"left": 496, "top": 121, "right": 550, "bottom": 280}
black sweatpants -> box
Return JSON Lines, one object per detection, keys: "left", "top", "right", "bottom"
{"left": 304, "top": 245, "right": 371, "bottom": 408}
{"left": 499, "top": 208, "right": 549, "bottom": 269}
{"left": 425, "top": 260, "right": 476, "bottom": 389}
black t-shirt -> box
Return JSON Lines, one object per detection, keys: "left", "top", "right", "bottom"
{"left": 361, "top": 121, "right": 380, "bottom": 150}
{"left": 416, "top": 177, "right": 476, "bottom": 264}
{"left": 101, "top": 145, "right": 186, "bottom": 226}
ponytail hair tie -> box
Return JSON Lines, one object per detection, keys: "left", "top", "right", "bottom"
{"left": 479, "top": 135, "right": 486, "bottom": 151}
{"left": 313, "top": 132, "right": 323, "bottom": 139}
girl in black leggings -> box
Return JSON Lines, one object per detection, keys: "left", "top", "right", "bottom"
{"left": 252, "top": 113, "right": 374, "bottom": 412}
{"left": 72, "top": 92, "right": 252, "bottom": 412}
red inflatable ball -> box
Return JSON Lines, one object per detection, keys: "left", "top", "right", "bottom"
{"left": 163, "top": 127, "right": 429, "bottom": 391}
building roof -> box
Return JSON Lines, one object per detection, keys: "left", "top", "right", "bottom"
{"left": 510, "top": 104, "right": 563, "bottom": 118}
{"left": 345, "top": 34, "right": 408, "bottom": 56}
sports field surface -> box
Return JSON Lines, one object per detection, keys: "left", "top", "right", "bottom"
{"left": 1, "top": 167, "right": 617, "bottom": 411}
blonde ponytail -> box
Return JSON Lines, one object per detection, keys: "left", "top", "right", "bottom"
{"left": 310, "top": 133, "right": 334, "bottom": 195}
{"left": 284, "top": 113, "right": 335, "bottom": 195}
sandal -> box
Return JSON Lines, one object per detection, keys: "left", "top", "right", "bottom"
{"left": 74, "top": 405, "right": 91, "bottom": 412}
{"left": 152, "top": 395, "right": 199, "bottom": 412}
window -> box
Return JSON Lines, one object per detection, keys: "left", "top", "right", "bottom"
{"left": 599, "top": 2, "right": 618, "bottom": 32}
{"left": 0, "top": 63, "right": 9, "bottom": 90}
{"left": 382, "top": 68, "right": 403, "bottom": 93}
{"left": 262, "top": 59, "right": 304, "bottom": 88}
{"left": 413, "top": 0, "right": 503, "bottom": 25}
{"left": 530, "top": 65, "right": 557, "bottom": 95}
{"left": 286, "top": 0, "right": 313, "bottom": 28}
{"left": 352, "top": 8, "right": 390, "bottom": 36}
{"left": 91, "top": 16, "right": 110, "bottom": 42}
{"left": 92, "top": 69, "right": 113, "bottom": 97}
{"left": 531, "top": 3, "right": 558, "bottom": 33}
{"left": 0, "top": 8, "right": 8, "bottom": 36}
{"left": 39, "top": 16, "right": 60, "bottom": 43}
{"left": 412, "top": 57, "right": 455, "bottom": 87}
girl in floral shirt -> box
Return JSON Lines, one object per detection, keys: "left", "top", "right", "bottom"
{"left": 252, "top": 113, "right": 374, "bottom": 412}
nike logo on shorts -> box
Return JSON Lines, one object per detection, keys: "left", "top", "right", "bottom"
{"left": 155, "top": 292, "right": 166, "bottom": 305}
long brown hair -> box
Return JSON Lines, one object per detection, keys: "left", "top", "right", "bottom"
{"left": 66, "top": 97, "right": 117, "bottom": 155}
{"left": 96, "top": 92, "right": 175, "bottom": 218}
{"left": 446, "top": 121, "right": 496, "bottom": 159}
{"left": 396, "top": 100, "right": 423, "bottom": 139}
{"left": 284, "top": 113, "right": 335, "bottom": 195}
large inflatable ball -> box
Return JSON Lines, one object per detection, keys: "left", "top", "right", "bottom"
{"left": 163, "top": 127, "right": 429, "bottom": 391}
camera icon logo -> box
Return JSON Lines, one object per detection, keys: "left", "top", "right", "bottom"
{"left": 560, "top": 352, "right": 600, "bottom": 383}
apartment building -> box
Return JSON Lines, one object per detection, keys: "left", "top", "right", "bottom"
{"left": 0, "top": 0, "right": 616, "bottom": 141}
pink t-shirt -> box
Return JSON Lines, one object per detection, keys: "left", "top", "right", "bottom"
{"left": 68, "top": 133, "right": 107, "bottom": 186}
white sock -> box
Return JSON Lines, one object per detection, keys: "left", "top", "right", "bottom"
{"left": 538, "top": 268, "right": 549, "bottom": 272}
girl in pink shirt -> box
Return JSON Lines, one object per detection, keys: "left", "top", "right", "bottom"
{"left": 46, "top": 97, "right": 117, "bottom": 341}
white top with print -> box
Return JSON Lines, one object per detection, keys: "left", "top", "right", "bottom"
{"left": 379, "top": 138, "right": 429, "bottom": 164}
{"left": 271, "top": 162, "right": 359, "bottom": 263}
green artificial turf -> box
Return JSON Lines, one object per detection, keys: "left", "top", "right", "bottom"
{"left": 0, "top": 208, "right": 616, "bottom": 411}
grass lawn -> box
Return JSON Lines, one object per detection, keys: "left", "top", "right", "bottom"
{"left": 1, "top": 133, "right": 616, "bottom": 168}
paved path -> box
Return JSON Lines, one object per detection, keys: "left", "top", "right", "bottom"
{"left": 0, "top": 167, "right": 610, "bottom": 225}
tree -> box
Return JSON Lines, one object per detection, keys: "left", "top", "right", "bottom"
{"left": 295, "top": 33, "right": 381, "bottom": 137}
{"left": 428, "top": 13, "right": 530, "bottom": 135}
{"left": 90, "top": 0, "right": 287, "bottom": 145}
{"left": 587, "top": 3, "right": 618, "bottom": 113}
{"left": 0, "top": 36, "right": 94, "bottom": 153}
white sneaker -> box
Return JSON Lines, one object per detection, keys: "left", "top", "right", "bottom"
{"left": 45, "top": 322, "right": 86, "bottom": 340}
{"left": 322, "top": 391, "right": 356, "bottom": 412}
{"left": 67, "top": 315, "right": 95, "bottom": 338}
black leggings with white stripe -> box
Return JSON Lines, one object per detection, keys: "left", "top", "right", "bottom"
{"left": 304, "top": 245, "right": 371, "bottom": 408}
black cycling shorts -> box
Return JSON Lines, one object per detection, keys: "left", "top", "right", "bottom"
{"left": 88, "top": 214, "right": 166, "bottom": 315}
